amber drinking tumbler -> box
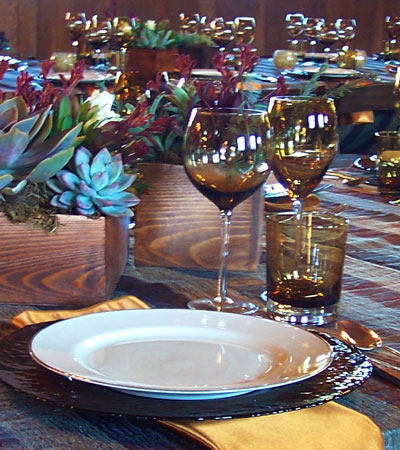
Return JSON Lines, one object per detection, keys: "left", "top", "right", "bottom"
{"left": 263, "top": 212, "right": 348, "bottom": 325}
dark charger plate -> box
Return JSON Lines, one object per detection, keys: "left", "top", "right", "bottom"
{"left": 0, "top": 322, "right": 372, "bottom": 420}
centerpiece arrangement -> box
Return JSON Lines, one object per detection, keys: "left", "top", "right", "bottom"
{"left": 0, "top": 59, "right": 146, "bottom": 305}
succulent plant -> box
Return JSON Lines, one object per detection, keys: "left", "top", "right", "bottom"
{"left": 130, "top": 19, "right": 177, "bottom": 49}
{"left": 0, "top": 95, "right": 83, "bottom": 196}
{"left": 47, "top": 147, "right": 139, "bottom": 217}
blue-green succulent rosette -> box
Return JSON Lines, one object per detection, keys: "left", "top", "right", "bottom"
{"left": 47, "top": 147, "right": 139, "bottom": 217}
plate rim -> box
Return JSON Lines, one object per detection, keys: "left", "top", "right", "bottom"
{"left": 29, "top": 309, "right": 333, "bottom": 399}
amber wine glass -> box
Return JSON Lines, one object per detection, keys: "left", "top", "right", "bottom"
{"left": 210, "top": 18, "right": 234, "bottom": 52}
{"left": 335, "top": 18, "right": 356, "bottom": 51}
{"left": 317, "top": 21, "right": 339, "bottom": 53}
{"left": 268, "top": 96, "right": 337, "bottom": 216}
{"left": 303, "top": 17, "right": 325, "bottom": 58}
{"left": 183, "top": 108, "right": 271, "bottom": 314}
{"left": 65, "top": 12, "right": 87, "bottom": 58}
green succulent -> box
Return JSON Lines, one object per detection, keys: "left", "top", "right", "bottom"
{"left": 53, "top": 90, "right": 118, "bottom": 145}
{"left": 47, "top": 146, "right": 139, "bottom": 217}
{"left": 130, "top": 19, "right": 177, "bottom": 49}
{"left": 0, "top": 95, "right": 83, "bottom": 197}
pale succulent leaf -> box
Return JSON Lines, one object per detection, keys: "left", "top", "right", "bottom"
{"left": 0, "top": 128, "right": 30, "bottom": 169}
{"left": 1, "top": 179, "right": 27, "bottom": 195}
{"left": 28, "top": 113, "right": 53, "bottom": 146}
{"left": 27, "top": 147, "right": 75, "bottom": 183}
{"left": 98, "top": 174, "right": 134, "bottom": 195}
{"left": 50, "top": 195, "right": 69, "bottom": 209}
{"left": 59, "top": 190, "right": 77, "bottom": 206}
{"left": 105, "top": 159, "right": 123, "bottom": 184}
{"left": 58, "top": 170, "right": 81, "bottom": 190}
{"left": 47, "top": 178, "right": 64, "bottom": 194}
{"left": 99, "top": 205, "right": 134, "bottom": 217}
{"left": 77, "top": 206, "right": 95, "bottom": 216}
{"left": 15, "top": 123, "right": 83, "bottom": 168}
{"left": 90, "top": 157, "right": 105, "bottom": 176}
{"left": 0, "top": 97, "right": 27, "bottom": 118}
{"left": 75, "top": 146, "right": 92, "bottom": 165}
{"left": 79, "top": 180, "right": 97, "bottom": 197}
{"left": 10, "top": 115, "right": 40, "bottom": 136}
{"left": 76, "top": 194, "right": 94, "bottom": 210}
{"left": 27, "top": 106, "right": 51, "bottom": 142}
{"left": 76, "top": 162, "right": 91, "bottom": 185}
{"left": 93, "top": 148, "right": 113, "bottom": 166}
{"left": 101, "top": 191, "right": 139, "bottom": 206}
{"left": 91, "top": 171, "right": 109, "bottom": 191}
{"left": 0, "top": 105, "right": 18, "bottom": 129}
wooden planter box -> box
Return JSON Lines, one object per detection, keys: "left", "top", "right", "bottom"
{"left": 0, "top": 214, "right": 129, "bottom": 306}
{"left": 126, "top": 47, "right": 177, "bottom": 86}
{"left": 134, "top": 163, "right": 264, "bottom": 272}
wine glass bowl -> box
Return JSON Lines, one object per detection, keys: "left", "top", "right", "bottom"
{"left": 285, "top": 13, "right": 305, "bottom": 40}
{"left": 267, "top": 96, "right": 337, "bottom": 215}
{"left": 303, "top": 17, "right": 325, "bottom": 57}
{"left": 85, "top": 15, "right": 112, "bottom": 68}
{"left": 179, "top": 13, "right": 201, "bottom": 34}
{"left": 317, "top": 21, "right": 339, "bottom": 53}
{"left": 183, "top": 108, "right": 271, "bottom": 313}
{"left": 65, "top": 12, "right": 87, "bottom": 57}
{"left": 385, "top": 16, "right": 400, "bottom": 63}
{"left": 335, "top": 18, "right": 356, "bottom": 50}
{"left": 233, "top": 17, "right": 256, "bottom": 46}
{"left": 109, "top": 17, "right": 133, "bottom": 70}
{"left": 210, "top": 18, "right": 234, "bottom": 52}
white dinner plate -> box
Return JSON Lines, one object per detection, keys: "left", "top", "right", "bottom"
{"left": 46, "top": 70, "right": 115, "bottom": 83}
{"left": 191, "top": 68, "right": 238, "bottom": 78}
{"left": 30, "top": 309, "right": 333, "bottom": 400}
{"left": 303, "top": 52, "right": 338, "bottom": 62}
{"left": 287, "top": 66, "right": 361, "bottom": 79}
{"left": 191, "top": 68, "right": 222, "bottom": 78}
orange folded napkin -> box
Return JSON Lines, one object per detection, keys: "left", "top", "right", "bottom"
{"left": 12, "top": 296, "right": 384, "bottom": 450}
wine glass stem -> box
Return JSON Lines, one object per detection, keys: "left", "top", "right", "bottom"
{"left": 216, "top": 210, "right": 232, "bottom": 302}
{"left": 293, "top": 198, "right": 303, "bottom": 219}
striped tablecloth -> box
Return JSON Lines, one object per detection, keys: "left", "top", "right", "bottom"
{"left": 254, "top": 56, "right": 397, "bottom": 84}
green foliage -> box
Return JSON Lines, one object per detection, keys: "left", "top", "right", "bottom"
{"left": 0, "top": 96, "right": 83, "bottom": 197}
{"left": 175, "top": 31, "right": 213, "bottom": 47}
{"left": 131, "top": 20, "right": 178, "bottom": 49}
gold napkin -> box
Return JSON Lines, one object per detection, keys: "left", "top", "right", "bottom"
{"left": 13, "top": 297, "right": 384, "bottom": 450}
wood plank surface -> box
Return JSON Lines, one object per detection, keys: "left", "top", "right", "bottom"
{"left": 0, "top": 215, "right": 128, "bottom": 305}
{"left": 0, "top": 0, "right": 398, "bottom": 59}
{"left": 134, "top": 163, "right": 264, "bottom": 272}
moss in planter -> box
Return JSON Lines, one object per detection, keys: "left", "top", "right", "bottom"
{"left": 0, "top": 184, "right": 61, "bottom": 233}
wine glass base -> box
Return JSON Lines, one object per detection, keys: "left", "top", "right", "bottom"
{"left": 187, "top": 297, "right": 259, "bottom": 315}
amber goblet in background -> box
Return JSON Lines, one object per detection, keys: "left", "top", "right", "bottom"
{"left": 267, "top": 96, "right": 337, "bottom": 217}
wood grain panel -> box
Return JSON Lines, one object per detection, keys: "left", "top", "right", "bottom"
{"left": 0, "top": 0, "right": 399, "bottom": 59}
{"left": 134, "top": 163, "right": 264, "bottom": 272}
{"left": 0, "top": 215, "right": 129, "bottom": 305}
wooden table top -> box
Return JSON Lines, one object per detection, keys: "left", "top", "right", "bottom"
{"left": 0, "top": 160, "right": 399, "bottom": 449}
